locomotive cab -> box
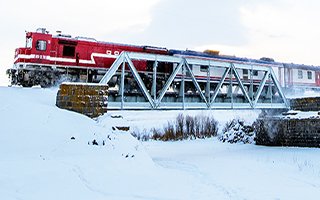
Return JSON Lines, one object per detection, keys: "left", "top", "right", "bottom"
{"left": 9, "top": 28, "right": 55, "bottom": 87}
{"left": 14, "top": 28, "right": 52, "bottom": 66}
{"left": 29, "top": 28, "right": 52, "bottom": 63}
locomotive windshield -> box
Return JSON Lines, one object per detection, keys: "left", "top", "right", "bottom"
{"left": 26, "top": 37, "right": 32, "bottom": 48}
{"left": 36, "top": 40, "right": 47, "bottom": 51}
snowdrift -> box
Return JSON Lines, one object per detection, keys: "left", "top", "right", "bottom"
{"left": 1, "top": 86, "right": 320, "bottom": 200}
{"left": 0, "top": 87, "right": 168, "bottom": 200}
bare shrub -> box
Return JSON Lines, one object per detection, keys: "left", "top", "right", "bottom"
{"left": 185, "top": 115, "right": 195, "bottom": 139}
{"left": 158, "top": 121, "right": 175, "bottom": 141}
{"left": 202, "top": 115, "right": 219, "bottom": 138}
{"left": 131, "top": 114, "right": 219, "bottom": 141}
{"left": 151, "top": 128, "right": 162, "bottom": 141}
{"left": 175, "top": 113, "right": 184, "bottom": 140}
{"left": 151, "top": 114, "right": 218, "bottom": 141}
{"left": 131, "top": 129, "right": 151, "bottom": 141}
{"left": 194, "top": 115, "right": 201, "bottom": 138}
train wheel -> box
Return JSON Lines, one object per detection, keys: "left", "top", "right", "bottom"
{"left": 40, "top": 79, "right": 51, "bottom": 88}
{"left": 22, "top": 83, "right": 33, "bottom": 87}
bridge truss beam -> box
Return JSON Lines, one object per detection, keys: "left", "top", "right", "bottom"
{"left": 99, "top": 52, "right": 289, "bottom": 110}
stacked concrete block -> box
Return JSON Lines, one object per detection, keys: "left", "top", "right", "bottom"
{"left": 255, "top": 96, "right": 320, "bottom": 147}
{"left": 255, "top": 114, "right": 320, "bottom": 147}
{"left": 290, "top": 97, "right": 320, "bottom": 111}
{"left": 56, "top": 83, "right": 108, "bottom": 118}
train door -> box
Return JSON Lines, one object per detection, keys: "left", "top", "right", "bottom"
{"left": 315, "top": 71, "right": 320, "bottom": 86}
{"left": 33, "top": 34, "right": 51, "bottom": 64}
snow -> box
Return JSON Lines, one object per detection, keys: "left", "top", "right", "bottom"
{"left": 145, "top": 139, "right": 320, "bottom": 199}
{"left": 286, "top": 89, "right": 320, "bottom": 99}
{"left": 1, "top": 86, "right": 320, "bottom": 200}
{"left": 61, "top": 82, "right": 108, "bottom": 86}
{"left": 276, "top": 110, "right": 320, "bottom": 119}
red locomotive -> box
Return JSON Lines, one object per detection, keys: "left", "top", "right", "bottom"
{"left": 8, "top": 28, "right": 169, "bottom": 87}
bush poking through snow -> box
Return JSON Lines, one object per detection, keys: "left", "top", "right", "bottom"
{"left": 220, "top": 119, "right": 255, "bottom": 144}
{"left": 150, "top": 114, "right": 219, "bottom": 141}
{"left": 131, "top": 130, "right": 152, "bottom": 141}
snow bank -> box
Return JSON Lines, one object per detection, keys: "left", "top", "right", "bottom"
{"left": 1, "top": 86, "right": 320, "bottom": 200}
{"left": 0, "top": 86, "right": 165, "bottom": 200}
{"left": 145, "top": 139, "right": 320, "bottom": 200}
{"left": 2, "top": 86, "right": 253, "bottom": 200}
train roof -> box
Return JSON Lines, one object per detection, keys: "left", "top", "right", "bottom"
{"left": 282, "top": 63, "right": 320, "bottom": 71}
{"left": 50, "top": 32, "right": 168, "bottom": 52}
{"left": 169, "top": 49, "right": 320, "bottom": 70}
{"left": 168, "top": 49, "right": 279, "bottom": 65}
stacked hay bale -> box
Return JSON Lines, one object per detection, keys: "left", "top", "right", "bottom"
{"left": 56, "top": 83, "right": 108, "bottom": 118}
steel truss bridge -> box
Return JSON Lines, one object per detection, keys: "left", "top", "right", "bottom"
{"left": 99, "top": 52, "right": 289, "bottom": 110}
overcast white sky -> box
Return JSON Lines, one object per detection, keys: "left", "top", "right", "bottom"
{"left": 1, "top": 0, "right": 320, "bottom": 85}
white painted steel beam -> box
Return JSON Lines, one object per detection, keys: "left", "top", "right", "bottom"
{"left": 99, "top": 52, "right": 126, "bottom": 84}
{"left": 252, "top": 71, "right": 270, "bottom": 107}
{"left": 156, "top": 60, "right": 184, "bottom": 107}
{"left": 184, "top": 60, "right": 209, "bottom": 106}
{"left": 270, "top": 68, "right": 289, "bottom": 107}
{"left": 125, "top": 54, "right": 155, "bottom": 108}
{"left": 210, "top": 68, "right": 230, "bottom": 104}
{"left": 231, "top": 64, "right": 253, "bottom": 107}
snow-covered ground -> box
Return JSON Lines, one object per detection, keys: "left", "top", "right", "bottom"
{"left": 145, "top": 140, "right": 320, "bottom": 199}
{"left": 285, "top": 89, "right": 320, "bottom": 99}
{"left": 1, "top": 86, "right": 320, "bottom": 200}
{"left": 102, "top": 109, "right": 260, "bottom": 137}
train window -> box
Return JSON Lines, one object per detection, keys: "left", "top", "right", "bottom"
{"left": 63, "top": 45, "right": 75, "bottom": 57}
{"left": 26, "top": 37, "right": 32, "bottom": 48}
{"left": 307, "top": 71, "right": 312, "bottom": 79}
{"left": 36, "top": 40, "right": 47, "bottom": 51}
{"left": 253, "top": 70, "right": 258, "bottom": 76}
{"left": 298, "top": 70, "right": 303, "bottom": 79}
{"left": 200, "top": 65, "right": 208, "bottom": 72}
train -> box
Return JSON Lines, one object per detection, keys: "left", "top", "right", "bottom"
{"left": 6, "top": 28, "right": 320, "bottom": 96}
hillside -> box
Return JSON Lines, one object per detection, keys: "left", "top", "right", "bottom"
{"left": 1, "top": 86, "right": 320, "bottom": 200}
{"left": 0, "top": 87, "right": 165, "bottom": 199}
